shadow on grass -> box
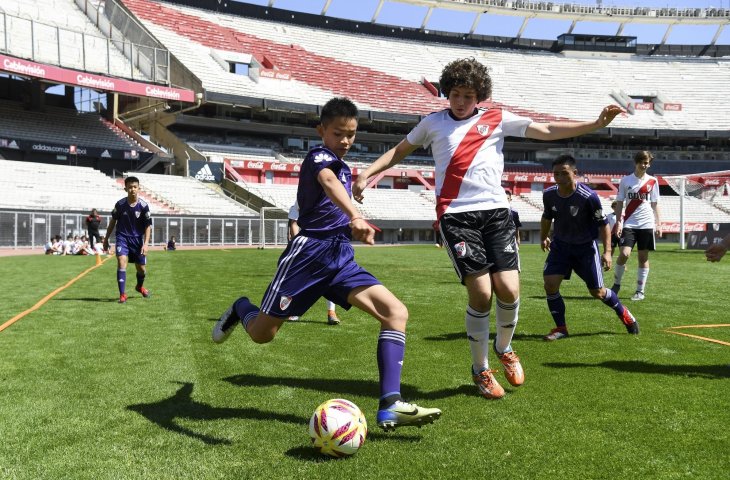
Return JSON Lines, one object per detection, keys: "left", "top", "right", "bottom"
{"left": 544, "top": 360, "right": 730, "bottom": 379}
{"left": 128, "top": 381, "right": 429, "bottom": 446}
{"left": 424, "top": 331, "right": 618, "bottom": 342}
{"left": 55, "top": 297, "right": 120, "bottom": 302}
{"left": 127, "top": 381, "right": 305, "bottom": 445}
{"left": 226, "top": 373, "right": 484, "bottom": 402}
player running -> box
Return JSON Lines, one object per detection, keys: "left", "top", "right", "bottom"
{"left": 353, "top": 58, "right": 624, "bottom": 400}
{"left": 611, "top": 151, "right": 662, "bottom": 301}
{"left": 103, "top": 176, "right": 152, "bottom": 303}
{"left": 541, "top": 155, "right": 639, "bottom": 341}
{"left": 213, "top": 97, "right": 441, "bottom": 431}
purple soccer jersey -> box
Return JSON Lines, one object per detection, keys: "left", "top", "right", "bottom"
{"left": 542, "top": 183, "right": 607, "bottom": 244}
{"left": 111, "top": 198, "right": 152, "bottom": 240}
{"left": 296, "top": 146, "right": 351, "bottom": 236}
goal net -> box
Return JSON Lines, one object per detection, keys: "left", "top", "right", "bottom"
{"left": 662, "top": 170, "right": 730, "bottom": 249}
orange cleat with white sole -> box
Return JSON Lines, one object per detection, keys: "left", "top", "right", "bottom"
{"left": 472, "top": 368, "right": 505, "bottom": 399}
{"left": 496, "top": 350, "right": 524, "bottom": 387}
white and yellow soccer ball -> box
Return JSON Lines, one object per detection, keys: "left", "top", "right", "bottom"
{"left": 308, "top": 398, "right": 367, "bottom": 458}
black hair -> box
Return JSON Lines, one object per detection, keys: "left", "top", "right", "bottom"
{"left": 439, "top": 58, "right": 492, "bottom": 103}
{"left": 552, "top": 154, "right": 577, "bottom": 168}
{"left": 320, "top": 97, "right": 358, "bottom": 126}
{"left": 125, "top": 176, "right": 140, "bottom": 187}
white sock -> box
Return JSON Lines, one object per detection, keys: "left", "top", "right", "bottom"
{"left": 614, "top": 264, "right": 626, "bottom": 286}
{"left": 465, "top": 305, "right": 490, "bottom": 373}
{"left": 327, "top": 300, "right": 336, "bottom": 311}
{"left": 495, "top": 298, "right": 519, "bottom": 354}
{"left": 637, "top": 268, "right": 649, "bottom": 293}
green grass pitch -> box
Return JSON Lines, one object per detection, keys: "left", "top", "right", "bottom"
{"left": 1, "top": 244, "right": 728, "bottom": 479}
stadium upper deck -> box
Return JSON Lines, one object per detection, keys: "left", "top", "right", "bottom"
{"left": 119, "top": 0, "right": 729, "bottom": 135}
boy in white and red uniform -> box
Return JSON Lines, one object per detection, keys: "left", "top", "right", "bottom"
{"left": 353, "top": 58, "right": 624, "bottom": 399}
{"left": 611, "top": 150, "right": 662, "bottom": 301}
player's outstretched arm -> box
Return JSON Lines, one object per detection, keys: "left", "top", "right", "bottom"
{"left": 599, "top": 224, "right": 612, "bottom": 271}
{"left": 525, "top": 105, "right": 624, "bottom": 141}
{"left": 540, "top": 217, "right": 552, "bottom": 252}
{"left": 352, "top": 139, "right": 419, "bottom": 203}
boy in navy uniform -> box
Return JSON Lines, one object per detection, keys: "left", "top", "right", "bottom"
{"left": 213, "top": 98, "right": 441, "bottom": 431}
{"left": 541, "top": 155, "right": 639, "bottom": 341}
{"left": 103, "top": 176, "right": 152, "bottom": 304}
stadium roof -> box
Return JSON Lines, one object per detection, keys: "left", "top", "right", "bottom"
{"left": 242, "top": 0, "right": 730, "bottom": 46}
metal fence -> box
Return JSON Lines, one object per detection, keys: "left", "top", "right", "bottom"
{"left": 0, "top": 210, "right": 290, "bottom": 250}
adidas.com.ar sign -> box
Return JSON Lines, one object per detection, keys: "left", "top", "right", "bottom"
{"left": 194, "top": 164, "right": 216, "bottom": 181}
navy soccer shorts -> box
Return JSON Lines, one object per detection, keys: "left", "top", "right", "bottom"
{"left": 439, "top": 208, "right": 519, "bottom": 285}
{"left": 543, "top": 239, "right": 604, "bottom": 290}
{"left": 115, "top": 235, "right": 147, "bottom": 265}
{"left": 260, "top": 234, "right": 380, "bottom": 318}
{"left": 619, "top": 227, "right": 656, "bottom": 251}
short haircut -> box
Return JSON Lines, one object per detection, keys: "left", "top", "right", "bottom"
{"left": 634, "top": 150, "right": 654, "bottom": 164}
{"left": 125, "top": 176, "right": 140, "bottom": 187}
{"left": 552, "top": 154, "right": 577, "bottom": 168}
{"left": 439, "top": 58, "right": 492, "bottom": 103}
{"left": 320, "top": 97, "right": 358, "bottom": 126}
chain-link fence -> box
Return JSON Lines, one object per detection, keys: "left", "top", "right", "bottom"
{"left": 0, "top": 210, "right": 289, "bottom": 250}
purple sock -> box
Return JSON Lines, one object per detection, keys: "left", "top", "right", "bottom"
{"left": 546, "top": 292, "right": 566, "bottom": 328}
{"left": 233, "top": 297, "right": 259, "bottom": 329}
{"left": 601, "top": 288, "right": 625, "bottom": 317}
{"left": 117, "top": 269, "right": 126, "bottom": 295}
{"left": 136, "top": 272, "right": 145, "bottom": 288}
{"left": 377, "top": 330, "right": 405, "bottom": 409}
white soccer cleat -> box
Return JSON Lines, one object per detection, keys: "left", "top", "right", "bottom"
{"left": 212, "top": 304, "right": 239, "bottom": 343}
{"left": 631, "top": 291, "right": 645, "bottom": 301}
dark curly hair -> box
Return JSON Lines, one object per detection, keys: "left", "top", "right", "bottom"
{"left": 439, "top": 58, "right": 492, "bottom": 103}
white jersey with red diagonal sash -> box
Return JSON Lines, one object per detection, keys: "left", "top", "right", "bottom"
{"left": 406, "top": 108, "right": 532, "bottom": 219}
{"left": 616, "top": 172, "right": 660, "bottom": 229}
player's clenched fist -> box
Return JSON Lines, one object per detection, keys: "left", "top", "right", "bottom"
{"left": 350, "top": 217, "right": 374, "bottom": 245}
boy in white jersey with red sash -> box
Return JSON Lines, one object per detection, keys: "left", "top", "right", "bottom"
{"left": 353, "top": 58, "right": 623, "bottom": 399}
{"left": 611, "top": 151, "right": 662, "bottom": 301}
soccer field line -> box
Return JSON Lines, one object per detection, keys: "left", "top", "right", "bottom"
{"left": 663, "top": 324, "right": 730, "bottom": 347}
{"left": 0, "top": 256, "right": 113, "bottom": 333}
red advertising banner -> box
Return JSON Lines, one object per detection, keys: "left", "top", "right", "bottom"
{"left": 664, "top": 103, "right": 683, "bottom": 111}
{"left": 660, "top": 222, "right": 707, "bottom": 233}
{"left": 634, "top": 102, "right": 654, "bottom": 110}
{"left": 0, "top": 54, "right": 195, "bottom": 102}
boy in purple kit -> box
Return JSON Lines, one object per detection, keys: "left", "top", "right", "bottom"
{"left": 103, "top": 176, "right": 152, "bottom": 304}
{"left": 212, "top": 97, "right": 441, "bottom": 431}
{"left": 541, "top": 155, "right": 639, "bottom": 341}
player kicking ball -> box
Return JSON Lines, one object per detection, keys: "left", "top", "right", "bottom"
{"left": 212, "top": 97, "right": 441, "bottom": 431}
{"left": 541, "top": 155, "right": 639, "bottom": 341}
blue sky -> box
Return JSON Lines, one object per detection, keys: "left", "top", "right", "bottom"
{"left": 233, "top": 0, "right": 730, "bottom": 44}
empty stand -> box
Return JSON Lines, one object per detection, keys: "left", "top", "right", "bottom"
{"left": 121, "top": 0, "right": 729, "bottom": 131}
{"left": 0, "top": 101, "right": 146, "bottom": 151}
{"left": 1, "top": 0, "right": 146, "bottom": 80}
{"left": 133, "top": 172, "right": 256, "bottom": 216}
{"left": 0, "top": 159, "right": 169, "bottom": 213}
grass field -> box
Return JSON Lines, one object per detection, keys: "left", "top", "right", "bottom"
{"left": 1, "top": 244, "right": 728, "bottom": 480}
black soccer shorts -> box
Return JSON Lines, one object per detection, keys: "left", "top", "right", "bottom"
{"left": 439, "top": 208, "right": 519, "bottom": 284}
{"left": 619, "top": 227, "right": 656, "bottom": 251}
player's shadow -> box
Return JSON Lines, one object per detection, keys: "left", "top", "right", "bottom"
{"left": 527, "top": 295, "right": 598, "bottom": 301}
{"left": 544, "top": 360, "right": 730, "bottom": 379}
{"left": 55, "top": 297, "right": 119, "bottom": 302}
{"left": 225, "top": 373, "right": 490, "bottom": 402}
{"left": 424, "top": 331, "right": 616, "bottom": 342}
{"left": 127, "top": 381, "right": 303, "bottom": 445}
{"left": 224, "top": 373, "right": 429, "bottom": 402}
{"left": 128, "top": 381, "right": 423, "bottom": 446}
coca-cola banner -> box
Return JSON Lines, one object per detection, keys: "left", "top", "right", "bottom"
{"left": 0, "top": 54, "right": 195, "bottom": 102}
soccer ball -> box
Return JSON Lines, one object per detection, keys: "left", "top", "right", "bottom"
{"left": 309, "top": 398, "right": 367, "bottom": 458}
